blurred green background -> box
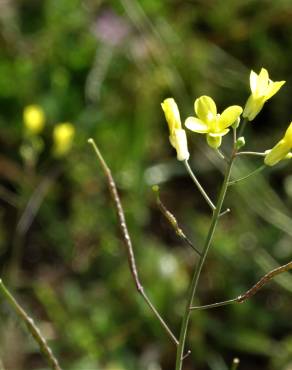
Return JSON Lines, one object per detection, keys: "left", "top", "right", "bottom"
{"left": 0, "top": 0, "right": 292, "bottom": 369}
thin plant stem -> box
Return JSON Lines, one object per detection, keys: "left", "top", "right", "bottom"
{"left": 233, "top": 126, "right": 237, "bottom": 145}
{"left": 184, "top": 160, "right": 216, "bottom": 210}
{"left": 236, "top": 151, "right": 266, "bottom": 157}
{"left": 191, "top": 297, "right": 238, "bottom": 311}
{"left": 216, "top": 149, "right": 226, "bottom": 161}
{"left": 88, "top": 139, "right": 179, "bottom": 346}
{"left": 183, "top": 160, "right": 230, "bottom": 217}
{"left": 175, "top": 153, "right": 236, "bottom": 370}
{"left": 190, "top": 260, "right": 292, "bottom": 310}
{"left": 0, "top": 280, "right": 61, "bottom": 370}
{"left": 152, "top": 186, "right": 201, "bottom": 255}
{"left": 228, "top": 165, "right": 266, "bottom": 186}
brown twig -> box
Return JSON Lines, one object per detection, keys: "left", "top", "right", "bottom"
{"left": 0, "top": 280, "right": 61, "bottom": 370}
{"left": 191, "top": 260, "right": 292, "bottom": 310}
{"left": 88, "top": 138, "right": 179, "bottom": 346}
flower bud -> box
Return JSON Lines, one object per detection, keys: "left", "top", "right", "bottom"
{"left": 53, "top": 123, "right": 75, "bottom": 156}
{"left": 23, "top": 105, "right": 45, "bottom": 135}
{"left": 236, "top": 136, "right": 245, "bottom": 150}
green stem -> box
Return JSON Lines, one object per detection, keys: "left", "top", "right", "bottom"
{"left": 184, "top": 160, "right": 216, "bottom": 211}
{"left": 236, "top": 151, "right": 266, "bottom": 157}
{"left": 175, "top": 156, "right": 235, "bottom": 370}
{"left": 183, "top": 160, "right": 230, "bottom": 217}
{"left": 228, "top": 165, "right": 266, "bottom": 186}
{"left": 190, "top": 297, "right": 238, "bottom": 311}
{"left": 216, "top": 149, "right": 226, "bottom": 161}
{"left": 0, "top": 280, "right": 61, "bottom": 370}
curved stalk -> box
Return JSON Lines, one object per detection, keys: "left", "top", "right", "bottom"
{"left": 175, "top": 155, "right": 235, "bottom": 370}
{"left": 88, "top": 139, "right": 179, "bottom": 346}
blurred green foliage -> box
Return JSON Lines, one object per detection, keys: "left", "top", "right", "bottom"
{"left": 0, "top": 0, "right": 292, "bottom": 369}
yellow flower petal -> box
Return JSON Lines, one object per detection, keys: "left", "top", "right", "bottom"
{"left": 283, "top": 122, "right": 292, "bottom": 145}
{"left": 170, "top": 129, "right": 190, "bottom": 161}
{"left": 243, "top": 95, "right": 265, "bottom": 121}
{"left": 185, "top": 117, "right": 209, "bottom": 133}
{"left": 250, "top": 70, "right": 258, "bottom": 94}
{"left": 161, "top": 98, "right": 181, "bottom": 134}
{"left": 264, "top": 140, "right": 290, "bottom": 166}
{"left": 218, "top": 105, "right": 243, "bottom": 130}
{"left": 256, "top": 68, "right": 269, "bottom": 97}
{"left": 194, "top": 96, "right": 217, "bottom": 122}
{"left": 264, "top": 122, "right": 292, "bottom": 166}
{"left": 244, "top": 68, "right": 285, "bottom": 121}
{"left": 265, "top": 80, "right": 286, "bottom": 100}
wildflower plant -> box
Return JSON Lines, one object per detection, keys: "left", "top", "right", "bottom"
{"left": 89, "top": 67, "right": 292, "bottom": 370}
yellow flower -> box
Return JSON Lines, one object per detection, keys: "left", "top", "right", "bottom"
{"left": 161, "top": 98, "right": 190, "bottom": 161}
{"left": 264, "top": 122, "right": 292, "bottom": 166}
{"left": 185, "top": 95, "right": 242, "bottom": 149}
{"left": 53, "top": 123, "right": 75, "bottom": 156}
{"left": 243, "top": 68, "right": 285, "bottom": 121}
{"left": 23, "top": 105, "right": 45, "bottom": 134}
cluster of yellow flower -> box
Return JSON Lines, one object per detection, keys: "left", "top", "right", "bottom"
{"left": 23, "top": 105, "right": 75, "bottom": 157}
{"left": 162, "top": 68, "right": 291, "bottom": 166}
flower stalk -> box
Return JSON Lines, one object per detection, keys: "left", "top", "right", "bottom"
{"left": 175, "top": 151, "right": 236, "bottom": 370}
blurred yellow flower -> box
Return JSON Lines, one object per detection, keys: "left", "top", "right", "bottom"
{"left": 23, "top": 105, "right": 45, "bottom": 134}
{"left": 53, "top": 123, "right": 75, "bottom": 156}
{"left": 161, "top": 98, "right": 189, "bottom": 161}
{"left": 264, "top": 122, "right": 292, "bottom": 166}
{"left": 185, "top": 95, "right": 242, "bottom": 149}
{"left": 243, "top": 68, "right": 285, "bottom": 121}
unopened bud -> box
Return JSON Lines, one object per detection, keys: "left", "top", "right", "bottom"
{"left": 236, "top": 136, "right": 245, "bottom": 150}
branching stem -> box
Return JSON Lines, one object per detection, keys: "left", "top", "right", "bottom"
{"left": 190, "top": 260, "right": 292, "bottom": 310}
{"left": 175, "top": 153, "right": 236, "bottom": 370}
